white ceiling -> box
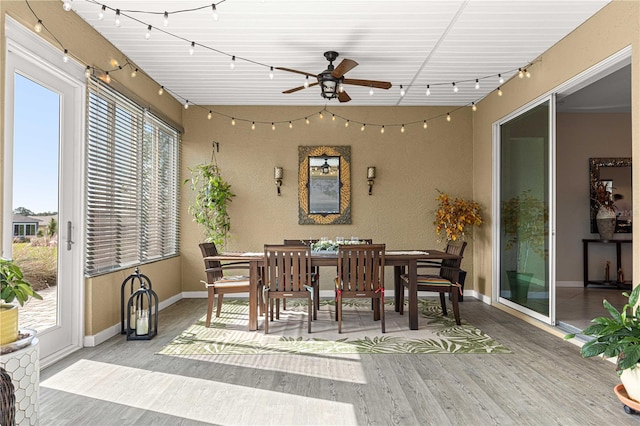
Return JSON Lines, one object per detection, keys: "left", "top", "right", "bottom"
{"left": 68, "top": 0, "right": 611, "bottom": 107}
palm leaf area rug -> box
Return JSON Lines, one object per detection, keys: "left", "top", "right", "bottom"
{"left": 158, "top": 299, "right": 510, "bottom": 356}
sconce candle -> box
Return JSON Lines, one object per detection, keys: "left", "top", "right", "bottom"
{"left": 274, "top": 167, "right": 283, "bottom": 195}
{"left": 367, "top": 167, "right": 376, "bottom": 179}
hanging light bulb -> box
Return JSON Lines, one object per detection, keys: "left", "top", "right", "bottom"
{"left": 446, "top": 113, "right": 451, "bottom": 122}
{"left": 423, "top": 121, "right": 428, "bottom": 129}
{"left": 131, "top": 68, "right": 138, "bottom": 78}
{"left": 98, "top": 5, "right": 105, "bottom": 20}
{"left": 85, "top": 65, "right": 91, "bottom": 79}
{"left": 158, "top": 86, "right": 164, "bottom": 95}
{"left": 401, "top": 125, "right": 405, "bottom": 133}
{"left": 475, "top": 79, "right": 480, "bottom": 90}
{"left": 189, "top": 42, "right": 195, "bottom": 56}
{"left": 369, "top": 85, "right": 374, "bottom": 96}
{"left": 184, "top": 101, "right": 189, "bottom": 110}
{"left": 332, "top": 114, "right": 336, "bottom": 121}
{"left": 231, "top": 117, "right": 236, "bottom": 126}
{"left": 62, "top": 0, "right": 72, "bottom": 12}
{"left": 289, "top": 121, "right": 293, "bottom": 129}
{"left": 361, "top": 124, "right": 366, "bottom": 132}
{"left": 345, "top": 120, "right": 349, "bottom": 128}
{"left": 115, "top": 9, "right": 121, "bottom": 27}
{"left": 145, "top": 25, "right": 152, "bottom": 40}
{"left": 104, "top": 71, "right": 111, "bottom": 83}
{"left": 208, "top": 111, "right": 212, "bottom": 120}
{"left": 305, "top": 117, "right": 309, "bottom": 124}
{"left": 400, "top": 85, "right": 405, "bottom": 97}
{"left": 212, "top": 4, "right": 219, "bottom": 20}
{"left": 163, "top": 11, "right": 169, "bottom": 27}
{"left": 319, "top": 112, "right": 324, "bottom": 120}
{"left": 271, "top": 122, "right": 276, "bottom": 130}
{"left": 497, "top": 87, "right": 503, "bottom": 96}
{"left": 452, "top": 82, "right": 458, "bottom": 93}
{"left": 380, "top": 126, "right": 385, "bottom": 134}
{"left": 518, "top": 68, "right": 524, "bottom": 79}
{"left": 499, "top": 74, "right": 504, "bottom": 84}
{"left": 251, "top": 121, "right": 255, "bottom": 130}
{"left": 34, "top": 20, "right": 43, "bottom": 33}
{"left": 304, "top": 76, "right": 309, "bottom": 88}
{"left": 62, "top": 49, "right": 69, "bottom": 63}
{"left": 230, "top": 56, "right": 235, "bottom": 70}
{"left": 269, "top": 67, "right": 274, "bottom": 80}
{"left": 472, "top": 102, "right": 477, "bottom": 112}
{"left": 525, "top": 68, "right": 531, "bottom": 78}
{"left": 426, "top": 85, "right": 431, "bottom": 96}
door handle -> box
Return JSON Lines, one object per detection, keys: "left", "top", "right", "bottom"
{"left": 67, "top": 221, "right": 74, "bottom": 251}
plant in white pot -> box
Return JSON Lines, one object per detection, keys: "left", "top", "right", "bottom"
{"left": 0, "top": 258, "right": 42, "bottom": 346}
{"left": 565, "top": 285, "right": 640, "bottom": 403}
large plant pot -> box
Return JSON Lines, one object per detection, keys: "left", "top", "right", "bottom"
{"left": 0, "top": 304, "right": 18, "bottom": 345}
{"left": 596, "top": 206, "right": 617, "bottom": 240}
{"left": 621, "top": 368, "right": 640, "bottom": 403}
{"left": 506, "top": 271, "right": 533, "bottom": 304}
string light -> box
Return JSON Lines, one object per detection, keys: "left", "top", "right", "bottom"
{"left": 145, "top": 25, "right": 152, "bottom": 39}
{"left": 289, "top": 121, "right": 293, "bottom": 129}
{"left": 475, "top": 79, "right": 480, "bottom": 90}
{"left": 184, "top": 100, "right": 189, "bottom": 109}
{"left": 305, "top": 117, "right": 309, "bottom": 124}
{"left": 251, "top": 121, "right": 255, "bottom": 130}
{"left": 446, "top": 113, "right": 451, "bottom": 122}
{"left": 98, "top": 5, "right": 105, "bottom": 20}
{"left": 104, "top": 71, "right": 111, "bottom": 83}
{"left": 499, "top": 74, "right": 504, "bottom": 84}
{"left": 426, "top": 85, "right": 431, "bottom": 96}
{"left": 472, "top": 102, "right": 477, "bottom": 111}
{"left": 361, "top": 124, "right": 366, "bottom": 132}
{"left": 401, "top": 125, "right": 405, "bottom": 133}
{"left": 189, "top": 42, "right": 195, "bottom": 56}
{"left": 211, "top": 4, "right": 219, "bottom": 21}
{"left": 497, "top": 87, "right": 503, "bottom": 96}
{"left": 158, "top": 86, "right": 164, "bottom": 95}
{"left": 269, "top": 67, "right": 274, "bottom": 80}
{"left": 62, "top": 49, "right": 69, "bottom": 62}
{"left": 423, "top": 121, "right": 428, "bottom": 129}
{"left": 332, "top": 114, "right": 336, "bottom": 121}
{"left": 452, "top": 82, "right": 458, "bottom": 93}
{"left": 230, "top": 56, "right": 235, "bottom": 70}
{"left": 369, "top": 85, "right": 374, "bottom": 96}
{"left": 345, "top": 120, "right": 349, "bottom": 128}
{"left": 115, "top": 9, "right": 121, "bottom": 27}
{"left": 304, "top": 76, "right": 309, "bottom": 88}
{"left": 34, "top": 20, "right": 43, "bottom": 33}
{"left": 319, "top": 112, "right": 324, "bottom": 119}
{"left": 208, "top": 111, "right": 212, "bottom": 120}
{"left": 525, "top": 68, "right": 531, "bottom": 78}
{"left": 231, "top": 117, "right": 236, "bottom": 126}
{"left": 518, "top": 68, "right": 524, "bottom": 78}
{"left": 131, "top": 68, "right": 138, "bottom": 78}
{"left": 380, "top": 126, "right": 385, "bottom": 134}
{"left": 163, "top": 11, "right": 169, "bottom": 27}
{"left": 62, "top": 1, "right": 72, "bottom": 12}
{"left": 271, "top": 122, "right": 275, "bottom": 130}
{"left": 400, "top": 85, "right": 405, "bottom": 97}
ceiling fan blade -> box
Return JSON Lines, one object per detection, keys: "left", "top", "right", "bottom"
{"left": 343, "top": 78, "right": 392, "bottom": 90}
{"left": 338, "top": 90, "right": 352, "bottom": 103}
{"left": 283, "top": 82, "right": 319, "bottom": 94}
{"left": 332, "top": 59, "right": 358, "bottom": 78}
{"left": 275, "top": 67, "right": 317, "bottom": 78}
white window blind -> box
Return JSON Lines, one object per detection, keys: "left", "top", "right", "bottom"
{"left": 85, "top": 77, "right": 179, "bottom": 275}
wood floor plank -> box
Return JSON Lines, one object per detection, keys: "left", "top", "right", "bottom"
{"left": 38, "top": 298, "right": 636, "bottom": 425}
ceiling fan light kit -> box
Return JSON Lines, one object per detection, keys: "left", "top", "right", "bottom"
{"left": 277, "top": 51, "right": 392, "bottom": 103}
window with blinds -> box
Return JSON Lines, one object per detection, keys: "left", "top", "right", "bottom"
{"left": 86, "top": 77, "right": 179, "bottom": 276}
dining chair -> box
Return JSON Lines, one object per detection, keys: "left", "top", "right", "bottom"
{"left": 334, "top": 243, "right": 386, "bottom": 333}
{"left": 399, "top": 240, "right": 467, "bottom": 325}
{"left": 263, "top": 244, "right": 315, "bottom": 334}
{"left": 283, "top": 239, "right": 320, "bottom": 319}
{"left": 199, "top": 242, "right": 260, "bottom": 327}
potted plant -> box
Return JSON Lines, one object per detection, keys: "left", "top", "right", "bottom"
{"left": 185, "top": 162, "right": 235, "bottom": 249}
{"left": 565, "top": 285, "right": 640, "bottom": 403}
{"left": 433, "top": 190, "right": 483, "bottom": 242}
{"left": 501, "top": 190, "right": 548, "bottom": 303}
{"left": 0, "top": 258, "right": 42, "bottom": 346}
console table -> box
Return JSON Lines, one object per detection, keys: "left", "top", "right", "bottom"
{"left": 582, "top": 239, "right": 632, "bottom": 288}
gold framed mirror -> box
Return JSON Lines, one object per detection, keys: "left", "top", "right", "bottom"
{"left": 589, "top": 157, "right": 632, "bottom": 233}
{"left": 298, "top": 145, "right": 351, "bottom": 224}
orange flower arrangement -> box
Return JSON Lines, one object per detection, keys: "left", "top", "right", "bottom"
{"left": 434, "top": 190, "right": 483, "bottom": 241}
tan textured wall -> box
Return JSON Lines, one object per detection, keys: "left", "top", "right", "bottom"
{"left": 1, "top": 1, "right": 184, "bottom": 335}
{"left": 181, "top": 106, "right": 475, "bottom": 292}
{"left": 473, "top": 0, "right": 640, "bottom": 300}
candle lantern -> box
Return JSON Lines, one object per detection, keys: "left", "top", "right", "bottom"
{"left": 120, "top": 267, "right": 158, "bottom": 340}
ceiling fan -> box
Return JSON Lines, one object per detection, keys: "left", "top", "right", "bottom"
{"left": 276, "top": 51, "right": 392, "bottom": 102}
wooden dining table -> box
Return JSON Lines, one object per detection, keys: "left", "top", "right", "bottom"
{"left": 206, "top": 249, "right": 461, "bottom": 331}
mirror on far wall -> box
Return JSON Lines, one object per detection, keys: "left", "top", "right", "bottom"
{"left": 589, "top": 157, "right": 632, "bottom": 233}
{"left": 298, "top": 145, "right": 351, "bottom": 225}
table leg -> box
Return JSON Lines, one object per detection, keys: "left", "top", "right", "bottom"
{"left": 394, "top": 265, "right": 403, "bottom": 312}
{"left": 408, "top": 259, "right": 418, "bottom": 330}
{"left": 249, "top": 261, "right": 258, "bottom": 331}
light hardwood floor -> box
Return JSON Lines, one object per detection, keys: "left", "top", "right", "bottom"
{"left": 39, "top": 297, "right": 634, "bottom": 425}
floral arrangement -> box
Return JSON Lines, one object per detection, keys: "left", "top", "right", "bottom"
{"left": 591, "top": 180, "right": 615, "bottom": 212}
{"left": 311, "top": 240, "right": 368, "bottom": 252}
{"left": 434, "top": 190, "right": 483, "bottom": 242}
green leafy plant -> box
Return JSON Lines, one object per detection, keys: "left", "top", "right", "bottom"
{"left": 185, "top": 163, "right": 235, "bottom": 249}
{"left": 0, "top": 258, "right": 43, "bottom": 306}
{"left": 433, "top": 190, "right": 483, "bottom": 242}
{"left": 565, "top": 285, "right": 640, "bottom": 373}
{"left": 502, "top": 190, "right": 548, "bottom": 272}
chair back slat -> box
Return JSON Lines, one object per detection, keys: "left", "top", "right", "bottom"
{"left": 264, "top": 245, "right": 312, "bottom": 292}
{"left": 337, "top": 244, "right": 385, "bottom": 292}
{"left": 440, "top": 241, "right": 467, "bottom": 283}
{"left": 200, "top": 242, "right": 223, "bottom": 281}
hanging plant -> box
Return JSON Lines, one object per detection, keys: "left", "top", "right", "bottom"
{"left": 185, "top": 161, "right": 235, "bottom": 249}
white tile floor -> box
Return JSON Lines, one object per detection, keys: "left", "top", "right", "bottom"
{"left": 556, "top": 285, "right": 628, "bottom": 330}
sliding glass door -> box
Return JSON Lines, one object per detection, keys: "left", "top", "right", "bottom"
{"left": 496, "top": 98, "right": 554, "bottom": 323}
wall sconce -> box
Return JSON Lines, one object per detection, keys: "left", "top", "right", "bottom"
{"left": 274, "top": 167, "right": 283, "bottom": 195}
{"left": 367, "top": 166, "right": 376, "bottom": 195}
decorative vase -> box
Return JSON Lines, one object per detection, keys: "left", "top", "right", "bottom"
{"left": 596, "top": 206, "right": 616, "bottom": 240}
{"left": 621, "top": 368, "right": 640, "bottom": 403}
{"left": 0, "top": 304, "right": 18, "bottom": 345}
